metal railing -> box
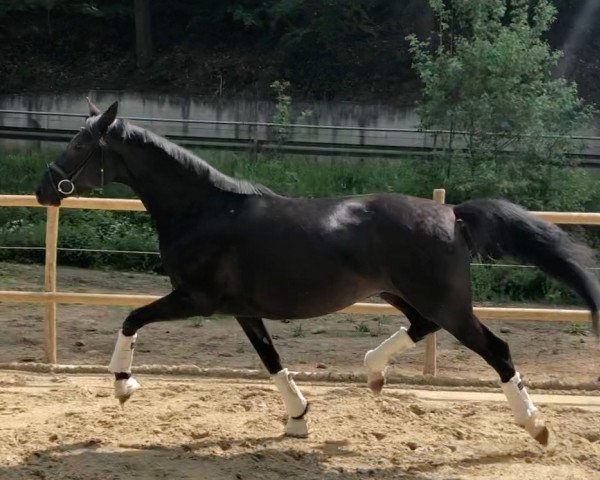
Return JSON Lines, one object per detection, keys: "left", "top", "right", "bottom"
{"left": 2, "top": 109, "right": 600, "bottom": 162}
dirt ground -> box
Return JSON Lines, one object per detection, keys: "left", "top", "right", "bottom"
{"left": 1, "top": 262, "right": 600, "bottom": 384}
{"left": 0, "top": 372, "right": 599, "bottom": 480}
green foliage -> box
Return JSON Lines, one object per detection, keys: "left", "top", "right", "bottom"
{"left": 291, "top": 323, "right": 304, "bottom": 338}
{"left": 0, "top": 149, "right": 159, "bottom": 271}
{"left": 408, "top": 0, "right": 595, "bottom": 206}
{"left": 0, "top": 208, "right": 160, "bottom": 271}
{"left": 1, "top": 0, "right": 425, "bottom": 97}
{"left": 404, "top": 0, "right": 600, "bottom": 307}
{"left": 354, "top": 322, "right": 370, "bottom": 333}
{"left": 436, "top": 155, "right": 599, "bottom": 211}
{"left": 270, "top": 80, "right": 292, "bottom": 143}
{"left": 471, "top": 263, "right": 577, "bottom": 304}
{"left": 564, "top": 321, "right": 590, "bottom": 336}
{"left": 190, "top": 317, "right": 202, "bottom": 328}
{"left": 206, "top": 151, "right": 434, "bottom": 199}
{"left": 1, "top": 1, "right": 598, "bottom": 101}
{"left": 0, "top": 0, "right": 130, "bottom": 17}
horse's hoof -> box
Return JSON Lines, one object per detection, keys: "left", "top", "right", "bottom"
{"left": 534, "top": 426, "right": 550, "bottom": 446}
{"left": 364, "top": 350, "right": 387, "bottom": 394}
{"left": 367, "top": 371, "right": 385, "bottom": 395}
{"left": 284, "top": 417, "right": 309, "bottom": 438}
{"left": 524, "top": 413, "right": 549, "bottom": 446}
{"left": 114, "top": 377, "right": 140, "bottom": 407}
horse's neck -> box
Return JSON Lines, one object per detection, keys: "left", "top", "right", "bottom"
{"left": 117, "top": 143, "right": 214, "bottom": 232}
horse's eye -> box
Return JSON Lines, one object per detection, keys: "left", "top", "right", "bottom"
{"left": 73, "top": 142, "right": 83, "bottom": 150}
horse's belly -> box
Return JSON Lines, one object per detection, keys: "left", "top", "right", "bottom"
{"left": 227, "top": 277, "right": 380, "bottom": 320}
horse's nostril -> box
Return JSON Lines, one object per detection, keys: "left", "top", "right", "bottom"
{"left": 35, "top": 186, "right": 42, "bottom": 198}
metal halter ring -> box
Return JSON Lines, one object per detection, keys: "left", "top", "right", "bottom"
{"left": 57, "top": 179, "right": 76, "bottom": 195}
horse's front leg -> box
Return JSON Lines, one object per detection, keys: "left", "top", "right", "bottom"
{"left": 237, "top": 317, "right": 309, "bottom": 438}
{"left": 109, "top": 288, "right": 216, "bottom": 406}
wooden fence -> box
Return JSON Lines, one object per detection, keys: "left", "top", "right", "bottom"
{"left": 1, "top": 192, "right": 600, "bottom": 371}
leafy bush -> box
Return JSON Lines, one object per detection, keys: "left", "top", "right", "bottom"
{"left": 408, "top": 0, "right": 597, "bottom": 213}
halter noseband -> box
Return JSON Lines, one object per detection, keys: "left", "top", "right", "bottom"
{"left": 47, "top": 143, "right": 105, "bottom": 198}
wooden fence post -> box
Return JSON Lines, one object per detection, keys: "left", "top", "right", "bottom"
{"left": 423, "top": 188, "right": 445, "bottom": 376}
{"left": 43, "top": 206, "right": 59, "bottom": 364}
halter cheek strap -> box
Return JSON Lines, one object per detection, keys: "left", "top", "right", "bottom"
{"left": 47, "top": 145, "right": 105, "bottom": 198}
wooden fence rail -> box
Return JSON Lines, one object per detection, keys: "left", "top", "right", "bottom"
{"left": 0, "top": 193, "right": 597, "bottom": 368}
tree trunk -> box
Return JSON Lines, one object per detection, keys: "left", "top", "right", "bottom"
{"left": 134, "top": 0, "right": 153, "bottom": 68}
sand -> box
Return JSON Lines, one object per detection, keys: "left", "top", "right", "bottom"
{"left": 0, "top": 372, "right": 599, "bottom": 480}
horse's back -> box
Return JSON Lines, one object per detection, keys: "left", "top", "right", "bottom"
{"left": 162, "top": 191, "right": 467, "bottom": 319}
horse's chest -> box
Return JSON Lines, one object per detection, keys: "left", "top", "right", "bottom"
{"left": 160, "top": 238, "right": 226, "bottom": 284}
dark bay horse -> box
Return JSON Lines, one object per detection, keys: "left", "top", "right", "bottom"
{"left": 35, "top": 100, "right": 600, "bottom": 444}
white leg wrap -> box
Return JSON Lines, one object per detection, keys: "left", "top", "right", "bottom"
{"left": 272, "top": 368, "right": 309, "bottom": 437}
{"left": 501, "top": 372, "right": 549, "bottom": 445}
{"left": 114, "top": 377, "right": 141, "bottom": 401}
{"left": 108, "top": 330, "right": 137, "bottom": 373}
{"left": 501, "top": 372, "right": 536, "bottom": 425}
{"left": 365, "top": 327, "right": 415, "bottom": 372}
{"left": 108, "top": 330, "right": 140, "bottom": 405}
{"left": 364, "top": 327, "right": 415, "bottom": 393}
{"left": 272, "top": 368, "right": 307, "bottom": 418}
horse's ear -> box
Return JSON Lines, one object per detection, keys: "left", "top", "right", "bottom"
{"left": 97, "top": 101, "right": 119, "bottom": 135}
{"left": 86, "top": 97, "right": 101, "bottom": 117}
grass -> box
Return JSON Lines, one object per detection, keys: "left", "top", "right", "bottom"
{"left": 291, "top": 323, "right": 305, "bottom": 338}
{"left": 190, "top": 317, "right": 203, "bottom": 328}
{"left": 354, "top": 323, "right": 371, "bottom": 334}
{"left": 564, "top": 321, "right": 590, "bottom": 336}
{"left": 199, "top": 148, "right": 439, "bottom": 199}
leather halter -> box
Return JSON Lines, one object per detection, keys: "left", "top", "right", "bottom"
{"left": 46, "top": 145, "right": 104, "bottom": 198}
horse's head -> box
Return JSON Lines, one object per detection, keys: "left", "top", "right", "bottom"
{"left": 35, "top": 99, "right": 119, "bottom": 206}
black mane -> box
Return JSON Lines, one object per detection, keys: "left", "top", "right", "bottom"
{"left": 93, "top": 117, "right": 275, "bottom": 197}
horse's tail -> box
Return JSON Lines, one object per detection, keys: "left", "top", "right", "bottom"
{"left": 454, "top": 198, "right": 600, "bottom": 337}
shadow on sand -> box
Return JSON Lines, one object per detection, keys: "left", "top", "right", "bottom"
{"left": 0, "top": 434, "right": 543, "bottom": 480}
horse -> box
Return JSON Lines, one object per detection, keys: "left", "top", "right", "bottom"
{"left": 35, "top": 99, "right": 600, "bottom": 444}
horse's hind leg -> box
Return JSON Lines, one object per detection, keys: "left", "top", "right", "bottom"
{"left": 364, "top": 293, "right": 440, "bottom": 393}
{"left": 237, "top": 317, "right": 309, "bottom": 438}
{"left": 443, "top": 309, "right": 549, "bottom": 445}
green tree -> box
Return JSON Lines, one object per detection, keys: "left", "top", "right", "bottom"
{"left": 407, "top": 0, "right": 595, "bottom": 209}
{"left": 270, "top": 80, "right": 292, "bottom": 143}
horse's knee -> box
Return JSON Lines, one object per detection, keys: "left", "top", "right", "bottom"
{"left": 489, "top": 333, "right": 510, "bottom": 359}
{"left": 407, "top": 321, "right": 439, "bottom": 342}
{"left": 122, "top": 312, "right": 143, "bottom": 336}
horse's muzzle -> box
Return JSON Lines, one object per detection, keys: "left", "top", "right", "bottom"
{"left": 35, "top": 184, "right": 61, "bottom": 207}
